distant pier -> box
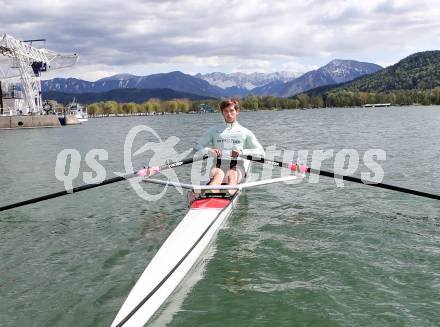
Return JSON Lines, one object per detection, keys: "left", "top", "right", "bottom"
{"left": 362, "top": 103, "right": 391, "bottom": 108}
{"left": 0, "top": 115, "right": 61, "bottom": 129}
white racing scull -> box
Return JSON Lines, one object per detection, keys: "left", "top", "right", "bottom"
{"left": 111, "top": 160, "right": 251, "bottom": 327}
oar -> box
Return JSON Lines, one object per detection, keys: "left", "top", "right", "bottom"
{"left": 0, "top": 155, "right": 208, "bottom": 212}
{"left": 240, "top": 155, "right": 440, "bottom": 201}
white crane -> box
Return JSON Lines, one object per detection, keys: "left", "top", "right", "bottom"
{"left": 0, "top": 33, "right": 78, "bottom": 114}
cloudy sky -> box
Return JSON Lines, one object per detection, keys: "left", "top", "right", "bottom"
{"left": 0, "top": 0, "right": 439, "bottom": 81}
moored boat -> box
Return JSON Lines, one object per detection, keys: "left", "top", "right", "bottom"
{"left": 67, "top": 98, "right": 88, "bottom": 122}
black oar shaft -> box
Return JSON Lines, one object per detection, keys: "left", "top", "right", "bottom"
{"left": 241, "top": 155, "right": 440, "bottom": 201}
{"left": 0, "top": 155, "right": 208, "bottom": 212}
{"left": 0, "top": 176, "right": 127, "bottom": 212}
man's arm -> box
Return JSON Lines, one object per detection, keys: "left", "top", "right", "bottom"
{"left": 193, "top": 128, "right": 214, "bottom": 155}
{"left": 242, "top": 131, "right": 265, "bottom": 157}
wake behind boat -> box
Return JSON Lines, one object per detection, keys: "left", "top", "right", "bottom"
{"left": 111, "top": 159, "right": 251, "bottom": 327}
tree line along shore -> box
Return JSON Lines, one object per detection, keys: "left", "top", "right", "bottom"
{"left": 85, "top": 88, "right": 440, "bottom": 116}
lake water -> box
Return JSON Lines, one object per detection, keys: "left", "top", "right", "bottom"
{"left": 1, "top": 106, "right": 439, "bottom": 326}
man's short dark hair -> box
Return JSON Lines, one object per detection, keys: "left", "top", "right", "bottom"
{"left": 220, "top": 99, "right": 239, "bottom": 111}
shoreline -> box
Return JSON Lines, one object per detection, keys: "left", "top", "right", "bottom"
{"left": 87, "top": 104, "right": 439, "bottom": 118}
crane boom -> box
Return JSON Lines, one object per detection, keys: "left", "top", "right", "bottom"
{"left": 0, "top": 33, "right": 78, "bottom": 114}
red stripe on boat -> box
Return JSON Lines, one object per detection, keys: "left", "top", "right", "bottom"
{"left": 191, "top": 198, "right": 231, "bottom": 209}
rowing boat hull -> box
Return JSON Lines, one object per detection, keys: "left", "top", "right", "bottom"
{"left": 111, "top": 161, "right": 249, "bottom": 326}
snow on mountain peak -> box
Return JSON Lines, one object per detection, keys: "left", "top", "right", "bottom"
{"left": 195, "top": 71, "right": 301, "bottom": 90}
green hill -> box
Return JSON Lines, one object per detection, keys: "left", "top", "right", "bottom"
{"left": 306, "top": 51, "right": 440, "bottom": 96}
{"left": 42, "top": 88, "right": 214, "bottom": 105}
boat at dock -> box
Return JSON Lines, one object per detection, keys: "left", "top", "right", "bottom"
{"left": 66, "top": 98, "right": 88, "bottom": 122}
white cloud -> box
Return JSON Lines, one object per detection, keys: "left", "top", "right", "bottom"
{"left": 1, "top": 0, "right": 439, "bottom": 80}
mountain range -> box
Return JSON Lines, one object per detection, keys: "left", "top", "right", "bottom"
{"left": 41, "top": 71, "right": 224, "bottom": 97}
{"left": 305, "top": 51, "right": 440, "bottom": 97}
{"left": 41, "top": 59, "right": 383, "bottom": 102}
{"left": 251, "top": 60, "right": 382, "bottom": 97}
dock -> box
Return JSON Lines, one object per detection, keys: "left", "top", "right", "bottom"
{"left": 0, "top": 115, "right": 61, "bottom": 129}
{"left": 362, "top": 103, "right": 391, "bottom": 108}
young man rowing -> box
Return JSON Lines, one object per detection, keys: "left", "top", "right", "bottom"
{"left": 193, "top": 99, "right": 265, "bottom": 196}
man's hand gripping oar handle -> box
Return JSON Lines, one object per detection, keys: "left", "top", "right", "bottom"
{"left": 137, "top": 166, "right": 161, "bottom": 177}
